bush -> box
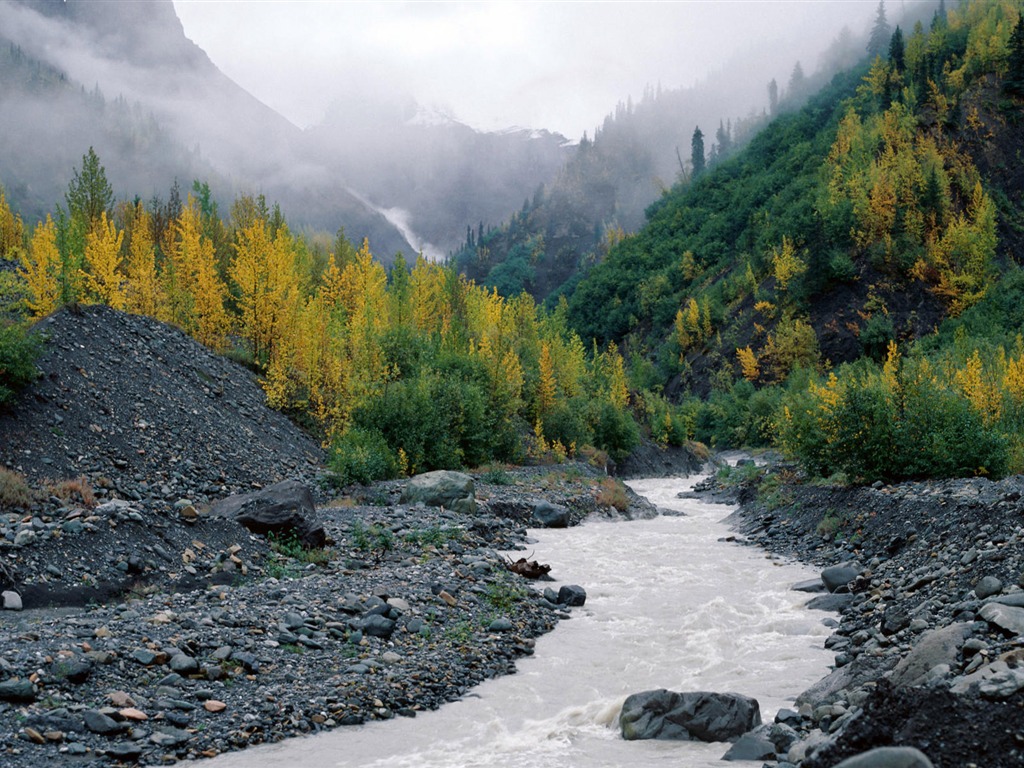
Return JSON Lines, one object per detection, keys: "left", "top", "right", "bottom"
{"left": 0, "top": 321, "right": 40, "bottom": 406}
{"left": 328, "top": 427, "right": 400, "bottom": 487}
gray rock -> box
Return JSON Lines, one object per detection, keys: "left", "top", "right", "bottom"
{"left": 1, "top": 590, "right": 22, "bottom": 611}
{"left": 400, "top": 471, "right": 476, "bottom": 514}
{"left": 721, "top": 722, "right": 796, "bottom": 761}
{"left": 888, "top": 622, "right": 972, "bottom": 688}
{"left": 557, "top": 584, "right": 587, "bottom": 607}
{"left": 488, "top": 618, "right": 514, "bottom": 631}
{"left": 975, "top": 575, "right": 1003, "bottom": 599}
{"left": 721, "top": 730, "right": 776, "bottom": 761}
{"left": 792, "top": 578, "right": 826, "bottom": 594}
{"left": 831, "top": 746, "right": 934, "bottom": 768}
{"left": 0, "top": 678, "right": 35, "bottom": 702}
{"left": 361, "top": 614, "right": 396, "bottom": 639}
{"left": 211, "top": 479, "right": 326, "bottom": 548}
{"left": 806, "top": 593, "right": 854, "bottom": 612}
{"left": 951, "top": 660, "right": 1024, "bottom": 698}
{"left": 821, "top": 564, "right": 859, "bottom": 594}
{"left": 169, "top": 654, "right": 199, "bottom": 675}
{"left": 532, "top": 500, "right": 570, "bottom": 528}
{"left": 979, "top": 602, "right": 1024, "bottom": 635}
{"left": 82, "top": 709, "right": 125, "bottom": 735}
{"left": 619, "top": 689, "right": 761, "bottom": 742}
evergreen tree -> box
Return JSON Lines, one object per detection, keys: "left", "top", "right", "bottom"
{"left": 1005, "top": 15, "right": 1024, "bottom": 96}
{"left": 65, "top": 147, "right": 113, "bottom": 227}
{"left": 715, "top": 119, "right": 732, "bottom": 157}
{"left": 788, "top": 61, "right": 806, "bottom": 98}
{"left": 768, "top": 78, "right": 779, "bottom": 117}
{"left": 690, "top": 126, "right": 705, "bottom": 178}
{"left": 867, "top": 0, "right": 891, "bottom": 58}
{"left": 889, "top": 25, "right": 905, "bottom": 74}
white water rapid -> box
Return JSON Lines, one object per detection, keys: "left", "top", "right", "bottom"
{"left": 202, "top": 476, "right": 835, "bottom": 768}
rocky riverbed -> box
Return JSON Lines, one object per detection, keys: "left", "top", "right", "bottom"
{"left": 706, "top": 465, "right": 1024, "bottom": 767}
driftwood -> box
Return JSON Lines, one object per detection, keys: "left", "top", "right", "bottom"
{"left": 503, "top": 553, "right": 551, "bottom": 579}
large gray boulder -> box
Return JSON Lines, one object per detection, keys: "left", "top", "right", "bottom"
{"left": 619, "top": 689, "right": 761, "bottom": 742}
{"left": 532, "top": 500, "right": 570, "bottom": 528}
{"left": 831, "top": 746, "right": 934, "bottom": 768}
{"left": 821, "top": 563, "right": 860, "bottom": 594}
{"left": 888, "top": 622, "right": 972, "bottom": 688}
{"left": 211, "top": 479, "right": 326, "bottom": 548}
{"left": 400, "top": 471, "right": 476, "bottom": 514}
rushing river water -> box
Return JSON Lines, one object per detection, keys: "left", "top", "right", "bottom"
{"left": 201, "top": 476, "right": 835, "bottom": 768}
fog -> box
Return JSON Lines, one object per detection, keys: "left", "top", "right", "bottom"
{"left": 1, "top": 0, "right": 939, "bottom": 260}
{"left": 172, "top": 0, "right": 888, "bottom": 140}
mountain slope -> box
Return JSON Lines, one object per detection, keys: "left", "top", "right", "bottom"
{"left": 566, "top": 0, "right": 1024, "bottom": 400}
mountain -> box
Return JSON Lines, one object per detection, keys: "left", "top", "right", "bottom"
{"left": 565, "top": 0, "right": 1024, "bottom": 403}
{"left": 0, "top": 0, "right": 579, "bottom": 263}
{"left": 451, "top": 29, "right": 864, "bottom": 303}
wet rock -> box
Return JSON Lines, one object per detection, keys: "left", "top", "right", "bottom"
{"left": 532, "top": 500, "right": 570, "bottom": 528}
{"left": 619, "top": 689, "right": 761, "bottom": 742}
{"left": 557, "top": 584, "right": 587, "bottom": 607}
{"left": 0, "top": 678, "right": 36, "bottom": 702}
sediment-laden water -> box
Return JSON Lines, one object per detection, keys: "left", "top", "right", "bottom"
{"left": 200, "top": 476, "right": 834, "bottom": 767}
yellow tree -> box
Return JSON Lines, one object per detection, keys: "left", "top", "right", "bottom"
{"left": 124, "top": 203, "right": 161, "bottom": 317}
{"left": 230, "top": 218, "right": 274, "bottom": 363}
{"left": 536, "top": 341, "right": 558, "bottom": 418}
{"left": 0, "top": 187, "right": 24, "bottom": 259}
{"left": 19, "top": 216, "right": 61, "bottom": 317}
{"left": 170, "top": 198, "right": 230, "bottom": 350}
{"left": 82, "top": 212, "right": 126, "bottom": 310}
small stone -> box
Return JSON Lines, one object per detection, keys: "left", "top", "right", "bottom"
{"left": 119, "top": 708, "right": 148, "bottom": 721}
{"left": 83, "top": 709, "right": 125, "bottom": 735}
{"left": 1, "top": 590, "right": 22, "bottom": 611}
{"left": 203, "top": 700, "right": 227, "bottom": 713}
{"left": 975, "top": 576, "right": 1003, "bottom": 600}
{"left": 23, "top": 727, "right": 45, "bottom": 745}
{"left": 438, "top": 590, "right": 457, "bottom": 607}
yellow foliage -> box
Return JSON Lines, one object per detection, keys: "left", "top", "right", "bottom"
{"left": 736, "top": 346, "right": 760, "bottom": 382}
{"left": 19, "top": 216, "right": 61, "bottom": 318}
{"left": 954, "top": 350, "right": 1001, "bottom": 426}
{"left": 0, "top": 187, "right": 24, "bottom": 260}
{"left": 124, "top": 204, "right": 161, "bottom": 317}
{"left": 82, "top": 212, "right": 126, "bottom": 310}
{"left": 771, "top": 237, "right": 807, "bottom": 292}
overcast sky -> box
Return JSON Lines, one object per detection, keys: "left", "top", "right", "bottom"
{"left": 172, "top": 1, "right": 888, "bottom": 139}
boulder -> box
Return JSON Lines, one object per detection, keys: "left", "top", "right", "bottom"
{"left": 974, "top": 576, "right": 1003, "bottom": 600}
{"left": 721, "top": 722, "right": 796, "bottom": 761}
{"left": 831, "top": 746, "right": 934, "bottom": 768}
{"left": 557, "top": 584, "right": 587, "bottom": 607}
{"left": 979, "top": 602, "right": 1024, "bottom": 635}
{"left": 211, "top": 479, "right": 325, "bottom": 548}
{"left": 532, "top": 500, "right": 570, "bottom": 528}
{"left": 619, "top": 689, "right": 761, "bottom": 742}
{"left": 1, "top": 590, "right": 22, "bottom": 610}
{"left": 889, "top": 623, "right": 972, "bottom": 688}
{"left": 400, "top": 471, "right": 476, "bottom": 515}
{"left": 821, "top": 563, "right": 860, "bottom": 594}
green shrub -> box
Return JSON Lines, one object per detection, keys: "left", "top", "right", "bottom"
{"left": 589, "top": 400, "right": 640, "bottom": 461}
{"left": 0, "top": 322, "right": 40, "bottom": 407}
{"left": 328, "top": 427, "right": 400, "bottom": 487}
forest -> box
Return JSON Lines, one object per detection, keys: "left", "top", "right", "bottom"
{"left": 2, "top": 0, "right": 1024, "bottom": 487}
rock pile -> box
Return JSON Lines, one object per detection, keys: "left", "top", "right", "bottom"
{"left": 715, "top": 471, "right": 1024, "bottom": 767}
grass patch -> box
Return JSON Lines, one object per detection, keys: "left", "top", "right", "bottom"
{"left": 595, "top": 477, "right": 629, "bottom": 512}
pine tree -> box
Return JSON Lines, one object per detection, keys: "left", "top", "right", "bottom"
{"left": 867, "top": 0, "right": 891, "bottom": 58}
{"left": 768, "top": 79, "right": 779, "bottom": 117}
{"left": 691, "top": 126, "right": 705, "bottom": 178}
{"left": 889, "top": 25, "right": 905, "bottom": 74}
{"left": 65, "top": 147, "right": 113, "bottom": 228}
{"left": 1005, "top": 15, "right": 1024, "bottom": 96}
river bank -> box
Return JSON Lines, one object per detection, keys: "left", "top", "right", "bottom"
{"left": 0, "top": 464, "right": 661, "bottom": 766}
{"left": 710, "top": 465, "right": 1024, "bottom": 767}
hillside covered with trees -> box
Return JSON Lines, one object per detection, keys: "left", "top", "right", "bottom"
{"left": 3, "top": 0, "right": 1024, "bottom": 490}
{"left": 561, "top": 0, "right": 1024, "bottom": 481}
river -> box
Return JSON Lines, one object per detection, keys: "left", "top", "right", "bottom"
{"left": 199, "top": 475, "right": 835, "bottom": 767}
